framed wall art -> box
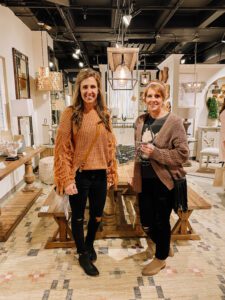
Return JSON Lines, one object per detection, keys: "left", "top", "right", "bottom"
{"left": 12, "top": 48, "right": 30, "bottom": 99}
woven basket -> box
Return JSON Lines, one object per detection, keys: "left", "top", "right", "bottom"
{"left": 39, "top": 156, "right": 54, "bottom": 184}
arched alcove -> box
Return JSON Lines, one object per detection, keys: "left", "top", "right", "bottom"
{"left": 206, "top": 77, "right": 225, "bottom": 126}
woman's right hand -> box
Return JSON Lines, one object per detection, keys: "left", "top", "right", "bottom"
{"left": 65, "top": 183, "right": 78, "bottom": 195}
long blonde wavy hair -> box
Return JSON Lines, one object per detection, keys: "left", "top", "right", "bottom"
{"left": 71, "top": 68, "right": 111, "bottom": 132}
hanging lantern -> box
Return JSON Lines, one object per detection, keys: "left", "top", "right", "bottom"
{"left": 107, "top": 47, "right": 139, "bottom": 90}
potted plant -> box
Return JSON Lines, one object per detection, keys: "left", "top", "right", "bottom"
{"left": 207, "top": 96, "right": 219, "bottom": 126}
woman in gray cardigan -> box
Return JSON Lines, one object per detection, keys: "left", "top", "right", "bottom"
{"left": 131, "top": 80, "right": 189, "bottom": 276}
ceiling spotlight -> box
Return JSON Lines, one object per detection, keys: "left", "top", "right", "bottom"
{"left": 72, "top": 53, "right": 79, "bottom": 59}
{"left": 37, "top": 22, "right": 45, "bottom": 27}
{"left": 122, "top": 15, "right": 132, "bottom": 26}
{"left": 75, "top": 48, "right": 81, "bottom": 55}
{"left": 49, "top": 61, "right": 54, "bottom": 68}
{"left": 181, "top": 58, "right": 185, "bottom": 64}
{"left": 221, "top": 33, "right": 225, "bottom": 43}
{"left": 37, "top": 22, "right": 52, "bottom": 31}
{"left": 79, "top": 61, "right": 84, "bottom": 68}
{"left": 115, "top": 42, "right": 122, "bottom": 48}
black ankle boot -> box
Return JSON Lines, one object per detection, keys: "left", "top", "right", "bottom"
{"left": 86, "top": 245, "right": 97, "bottom": 262}
{"left": 78, "top": 253, "right": 99, "bottom": 276}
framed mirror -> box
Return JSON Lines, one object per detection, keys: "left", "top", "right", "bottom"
{"left": 12, "top": 48, "right": 30, "bottom": 99}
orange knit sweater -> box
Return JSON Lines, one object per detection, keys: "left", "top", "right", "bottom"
{"left": 54, "top": 107, "right": 118, "bottom": 195}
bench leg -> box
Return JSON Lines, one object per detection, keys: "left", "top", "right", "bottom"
{"left": 45, "top": 216, "right": 75, "bottom": 249}
{"left": 171, "top": 210, "right": 200, "bottom": 241}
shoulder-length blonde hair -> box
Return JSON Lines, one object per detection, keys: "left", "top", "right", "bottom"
{"left": 143, "top": 79, "right": 166, "bottom": 101}
{"left": 71, "top": 68, "right": 111, "bottom": 131}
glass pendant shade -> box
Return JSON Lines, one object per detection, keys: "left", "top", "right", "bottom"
{"left": 115, "top": 64, "right": 130, "bottom": 87}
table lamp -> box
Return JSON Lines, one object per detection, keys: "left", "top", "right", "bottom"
{"left": 177, "top": 106, "right": 196, "bottom": 135}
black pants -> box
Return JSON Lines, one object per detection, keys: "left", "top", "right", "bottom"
{"left": 69, "top": 169, "right": 107, "bottom": 254}
{"left": 138, "top": 177, "right": 173, "bottom": 260}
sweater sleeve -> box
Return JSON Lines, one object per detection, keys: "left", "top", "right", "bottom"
{"left": 54, "top": 107, "right": 75, "bottom": 195}
{"left": 150, "top": 118, "right": 189, "bottom": 166}
{"left": 106, "top": 120, "right": 118, "bottom": 189}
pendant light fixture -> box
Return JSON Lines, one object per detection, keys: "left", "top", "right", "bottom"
{"left": 140, "top": 55, "right": 149, "bottom": 86}
{"left": 107, "top": 47, "right": 139, "bottom": 90}
{"left": 182, "top": 41, "right": 205, "bottom": 94}
{"left": 36, "top": 29, "right": 63, "bottom": 92}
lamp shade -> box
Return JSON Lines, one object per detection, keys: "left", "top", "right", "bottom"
{"left": 36, "top": 67, "right": 63, "bottom": 91}
{"left": 10, "top": 99, "right": 34, "bottom": 117}
{"left": 177, "top": 106, "right": 196, "bottom": 119}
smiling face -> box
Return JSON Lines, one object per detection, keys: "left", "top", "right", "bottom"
{"left": 80, "top": 76, "right": 98, "bottom": 109}
{"left": 144, "top": 87, "right": 164, "bottom": 116}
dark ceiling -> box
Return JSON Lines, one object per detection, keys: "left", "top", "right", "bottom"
{"left": 1, "top": 0, "right": 225, "bottom": 74}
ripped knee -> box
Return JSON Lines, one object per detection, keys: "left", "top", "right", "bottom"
{"left": 142, "top": 226, "right": 150, "bottom": 234}
{"left": 75, "top": 218, "right": 83, "bottom": 223}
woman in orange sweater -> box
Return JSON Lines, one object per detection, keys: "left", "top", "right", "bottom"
{"left": 54, "top": 68, "right": 117, "bottom": 276}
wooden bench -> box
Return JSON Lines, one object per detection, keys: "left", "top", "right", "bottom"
{"left": 38, "top": 183, "right": 211, "bottom": 249}
{"left": 171, "top": 185, "right": 211, "bottom": 241}
{"left": 38, "top": 188, "right": 74, "bottom": 249}
{"left": 0, "top": 146, "right": 45, "bottom": 241}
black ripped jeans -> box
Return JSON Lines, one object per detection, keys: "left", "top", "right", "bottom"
{"left": 69, "top": 169, "right": 107, "bottom": 254}
{"left": 138, "top": 177, "right": 173, "bottom": 260}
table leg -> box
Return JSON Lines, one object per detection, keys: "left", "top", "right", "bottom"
{"left": 171, "top": 209, "right": 200, "bottom": 240}
{"left": 22, "top": 158, "right": 36, "bottom": 192}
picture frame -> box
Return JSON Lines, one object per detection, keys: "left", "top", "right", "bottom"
{"left": 140, "top": 71, "right": 151, "bottom": 86}
{"left": 18, "top": 116, "right": 34, "bottom": 147}
{"left": 12, "top": 48, "right": 30, "bottom": 99}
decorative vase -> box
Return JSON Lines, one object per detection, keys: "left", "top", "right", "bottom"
{"left": 207, "top": 118, "right": 218, "bottom": 127}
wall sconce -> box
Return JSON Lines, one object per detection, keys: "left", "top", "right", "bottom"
{"left": 107, "top": 47, "right": 139, "bottom": 90}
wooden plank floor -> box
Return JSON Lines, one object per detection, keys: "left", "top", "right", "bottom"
{"left": 0, "top": 188, "right": 42, "bottom": 241}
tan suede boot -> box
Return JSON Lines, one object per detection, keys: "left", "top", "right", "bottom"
{"left": 147, "top": 241, "right": 174, "bottom": 258}
{"left": 146, "top": 239, "right": 156, "bottom": 259}
{"left": 142, "top": 258, "right": 166, "bottom": 276}
{"left": 169, "top": 244, "right": 174, "bottom": 257}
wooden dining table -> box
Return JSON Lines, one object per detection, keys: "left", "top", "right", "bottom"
{"left": 0, "top": 146, "right": 45, "bottom": 241}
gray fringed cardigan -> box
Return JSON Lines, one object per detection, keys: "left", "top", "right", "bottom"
{"left": 132, "top": 112, "right": 189, "bottom": 193}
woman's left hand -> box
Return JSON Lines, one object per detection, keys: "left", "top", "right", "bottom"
{"left": 140, "top": 143, "right": 155, "bottom": 158}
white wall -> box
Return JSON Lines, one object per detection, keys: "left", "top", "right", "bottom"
{"left": 0, "top": 6, "right": 52, "bottom": 198}
{"left": 158, "top": 54, "right": 183, "bottom": 113}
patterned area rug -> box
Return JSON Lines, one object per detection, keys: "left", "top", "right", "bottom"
{"left": 1, "top": 165, "right": 225, "bottom": 299}
{"left": 185, "top": 160, "right": 219, "bottom": 179}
